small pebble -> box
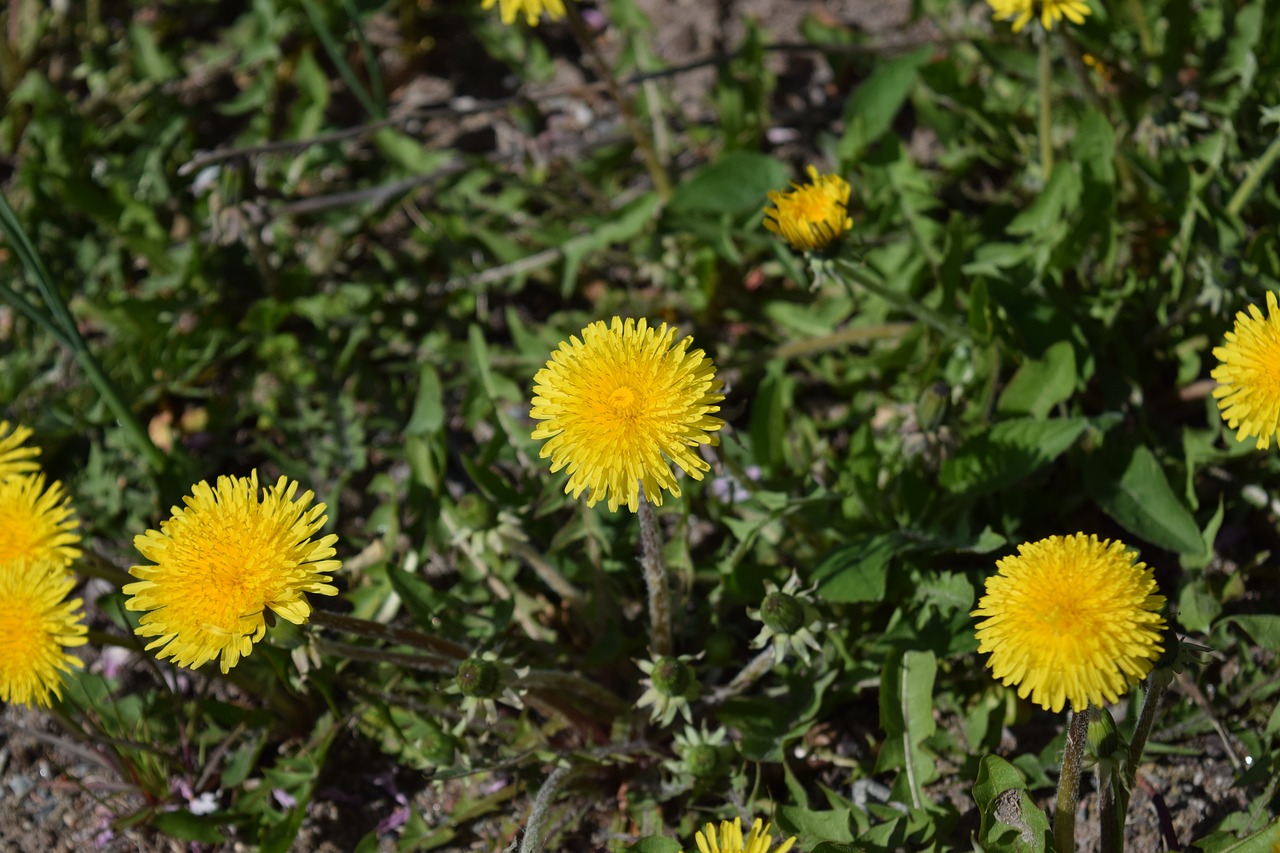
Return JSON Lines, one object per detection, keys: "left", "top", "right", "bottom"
{"left": 7, "top": 775, "right": 35, "bottom": 798}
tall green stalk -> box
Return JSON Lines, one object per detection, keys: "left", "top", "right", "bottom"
{"left": 1038, "top": 34, "right": 1054, "bottom": 180}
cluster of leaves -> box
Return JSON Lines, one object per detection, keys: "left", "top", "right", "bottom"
{"left": 3, "top": 0, "right": 1280, "bottom": 850}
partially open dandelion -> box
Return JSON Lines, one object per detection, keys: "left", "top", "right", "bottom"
{"left": 481, "top": 0, "right": 567, "bottom": 25}
{"left": 763, "top": 166, "right": 852, "bottom": 253}
{"left": 686, "top": 817, "right": 796, "bottom": 853}
{"left": 124, "top": 470, "right": 340, "bottom": 674}
{"left": 1212, "top": 291, "right": 1280, "bottom": 449}
{"left": 0, "top": 473, "right": 81, "bottom": 568}
{"left": 0, "top": 421, "right": 40, "bottom": 481}
{"left": 0, "top": 558, "right": 88, "bottom": 708}
{"left": 972, "top": 534, "right": 1166, "bottom": 713}
{"left": 530, "top": 317, "right": 725, "bottom": 513}
{"left": 986, "top": 0, "right": 1090, "bottom": 32}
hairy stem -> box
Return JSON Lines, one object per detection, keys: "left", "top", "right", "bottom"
{"left": 707, "top": 647, "right": 775, "bottom": 705}
{"left": 637, "top": 496, "right": 673, "bottom": 656}
{"left": 1055, "top": 706, "right": 1090, "bottom": 853}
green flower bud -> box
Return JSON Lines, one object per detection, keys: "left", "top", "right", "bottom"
{"left": 760, "top": 591, "right": 806, "bottom": 636}
{"left": 1087, "top": 707, "right": 1119, "bottom": 760}
{"left": 455, "top": 493, "right": 493, "bottom": 529}
{"left": 685, "top": 744, "right": 721, "bottom": 778}
{"left": 456, "top": 658, "right": 500, "bottom": 698}
{"left": 651, "top": 656, "right": 694, "bottom": 697}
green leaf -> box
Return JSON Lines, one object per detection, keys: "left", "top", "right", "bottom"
{"left": 969, "top": 279, "right": 993, "bottom": 343}
{"left": 876, "top": 650, "right": 937, "bottom": 806}
{"left": 1084, "top": 441, "right": 1206, "bottom": 556}
{"left": 405, "top": 364, "right": 445, "bottom": 436}
{"left": 838, "top": 47, "right": 931, "bottom": 160}
{"left": 628, "top": 838, "right": 681, "bottom": 853}
{"left": 1225, "top": 615, "right": 1280, "bottom": 651}
{"left": 152, "top": 810, "right": 226, "bottom": 844}
{"left": 812, "top": 534, "right": 892, "bottom": 603}
{"left": 387, "top": 567, "right": 443, "bottom": 629}
{"left": 776, "top": 806, "right": 856, "bottom": 843}
{"left": 997, "top": 341, "right": 1076, "bottom": 419}
{"left": 1006, "top": 163, "right": 1082, "bottom": 237}
{"left": 1194, "top": 819, "right": 1280, "bottom": 853}
{"left": 940, "top": 418, "right": 1087, "bottom": 497}
{"left": 1177, "top": 580, "right": 1222, "bottom": 634}
{"left": 373, "top": 129, "right": 452, "bottom": 174}
{"left": 749, "top": 360, "right": 792, "bottom": 473}
{"left": 560, "top": 191, "right": 661, "bottom": 295}
{"left": 972, "top": 755, "right": 1051, "bottom": 853}
{"left": 669, "top": 152, "right": 788, "bottom": 215}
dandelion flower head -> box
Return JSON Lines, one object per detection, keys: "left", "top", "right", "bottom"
{"left": 0, "top": 558, "right": 87, "bottom": 708}
{"left": 530, "top": 317, "right": 725, "bottom": 513}
{"left": 124, "top": 470, "right": 340, "bottom": 674}
{"left": 986, "top": 0, "right": 1090, "bottom": 31}
{"left": 1212, "top": 291, "right": 1280, "bottom": 449}
{"left": 0, "top": 473, "right": 81, "bottom": 569}
{"left": 686, "top": 817, "right": 797, "bottom": 853}
{"left": 482, "top": 0, "right": 567, "bottom": 25}
{"left": 763, "top": 166, "right": 853, "bottom": 253}
{"left": 0, "top": 421, "right": 40, "bottom": 481}
{"left": 972, "top": 533, "right": 1166, "bottom": 713}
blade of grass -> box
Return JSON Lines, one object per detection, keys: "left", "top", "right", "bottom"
{"left": 0, "top": 192, "right": 166, "bottom": 472}
{"left": 302, "top": 0, "right": 385, "bottom": 120}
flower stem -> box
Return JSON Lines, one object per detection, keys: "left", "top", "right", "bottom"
{"left": 315, "top": 638, "right": 456, "bottom": 673}
{"left": 637, "top": 496, "right": 673, "bottom": 657}
{"left": 76, "top": 550, "right": 134, "bottom": 587}
{"left": 1125, "top": 677, "right": 1167, "bottom": 790}
{"left": 521, "top": 669, "right": 627, "bottom": 712}
{"left": 1227, "top": 134, "right": 1280, "bottom": 217}
{"left": 1055, "top": 706, "right": 1090, "bottom": 853}
{"left": 519, "top": 763, "right": 578, "bottom": 853}
{"left": 706, "top": 647, "right": 775, "bottom": 705}
{"left": 309, "top": 609, "right": 470, "bottom": 661}
{"left": 563, "top": 3, "right": 672, "bottom": 202}
{"left": 1039, "top": 34, "right": 1054, "bottom": 180}
{"left": 833, "top": 258, "right": 970, "bottom": 340}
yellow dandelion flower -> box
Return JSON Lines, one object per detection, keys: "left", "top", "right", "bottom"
{"left": 530, "top": 317, "right": 725, "bottom": 513}
{"left": 481, "top": 0, "right": 567, "bottom": 25}
{"left": 123, "top": 470, "right": 340, "bottom": 674}
{"left": 0, "top": 558, "right": 88, "bottom": 708}
{"left": 0, "top": 420, "right": 40, "bottom": 481}
{"left": 972, "top": 534, "right": 1166, "bottom": 713}
{"left": 686, "top": 817, "right": 797, "bottom": 853}
{"left": 986, "top": 0, "right": 1090, "bottom": 31}
{"left": 763, "top": 166, "right": 853, "bottom": 253}
{"left": 1212, "top": 291, "right": 1280, "bottom": 449}
{"left": 0, "top": 473, "right": 82, "bottom": 568}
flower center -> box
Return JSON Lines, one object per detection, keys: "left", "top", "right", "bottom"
{"left": 606, "top": 385, "right": 641, "bottom": 420}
